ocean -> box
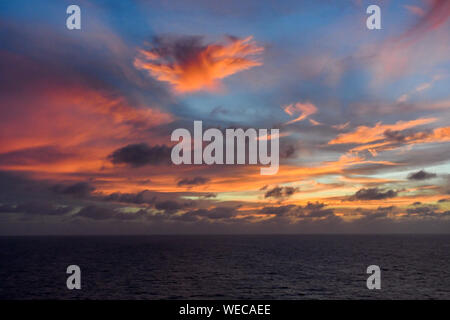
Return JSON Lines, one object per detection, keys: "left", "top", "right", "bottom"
{"left": 1, "top": 235, "right": 449, "bottom": 299}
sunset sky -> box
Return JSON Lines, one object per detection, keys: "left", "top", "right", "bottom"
{"left": 0, "top": 0, "right": 449, "bottom": 234}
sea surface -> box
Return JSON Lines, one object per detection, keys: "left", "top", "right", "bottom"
{"left": 0, "top": 235, "right": 449, "bottom": 299}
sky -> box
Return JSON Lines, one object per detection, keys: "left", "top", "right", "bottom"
{"left": 0, "top": 0, "right": 449, "bottom": 234}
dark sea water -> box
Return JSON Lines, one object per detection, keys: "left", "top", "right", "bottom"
{"left": 0, "top": 235, "right": 449, "bottom": 300}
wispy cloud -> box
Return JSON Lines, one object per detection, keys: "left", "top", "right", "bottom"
{"left": 401, "top": 0, "right": 450, "bottom": 40}
{"left": 404, "top": 5, "right": 426, "bottom": 17}
{"left": 397, "top": 75, "right": 444, "bottom": 102}
{"left": 283, "top": 101, "right": 318, "bottom": 125}
{"left": 329, "top": 118, "right": 437, "bottom": 145}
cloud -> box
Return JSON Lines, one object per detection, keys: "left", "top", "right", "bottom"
{"left": 404, "top": 5, "right": 426, "bottom": 17}
{"left": 177, "top": 176, "right": 210, "bottom": 187}
{"left": 329, "top": 118, "right": 436, "bottom": 145}
{"left": 280, "top": 144, "right": 296, "bottom": 159}
{"left": 349, "top": 188, "right": 398, "bottom": 201}
{"left": 104, "top": 190, "right": 154, "bottom": 204}
{"left": 51, "top": 182, "right": 95, "bottom": 198}
{"left": 401, "top": 0, "right": 450, "bottom": 40}
{"left": 102, "top": 189, "right": 197, "bottom": 214}
{"left": 100, "top": 189, "right": 212, "bottom": 217}
{"left": 406, "top": 205, "right": 450, "bottom": 218}
{"left": 332, "top": 122, "right": 350, "bottom": 130}
{"left": 76, "top": 205, "right": 116, "bottom": 220}
{"left": 283, "top": 101, "right": 317, "bottom": 125}
{"left": 76, "top": 205, "right": 148, "bottom": 221}
{"left": 0, "top": 201, "right": 73, "bottom": 216}
{"left": 201, "top": 193, "right": 217, "bottom": 198}
{"left": 155, "top": 200, "right": 194, "bottom": 214}
{"left": 347, "top": 124, "right": 450, "bottom": 157}
{"left": 264, "top": 186, "right": 299, "bottom": 199}
{"left": 408, "top": 170, "right": 437, "bottom": 181}
{"left": 134, "top": 35, "right": 263, "bottom": 93}
{"left": 383, "top": 129, "right": 410, "bottom": 143}
{"left": 259, "top": 204, "right": 293, "bottom": 216}
{"left": 259, "top": 202, "right": 335, "bottom": 220}
{"left": 1, "top": 3, "right": 450, "bottom": 235}
{"left": 181, "top": 206, "right": 237, "bottom": 220}
{"left": 384, "top": 126, "right": 450, "bottom": 146}
{"left": 364, "top": 0, "right": 450, "bottom": 85}
{"left": 352, "top": 206, "right": 396, "bottom": 224}
{"left": 108, "top": 143, "right": 171, "bottom": 167}
{"left": 397, "top": 75, "right": 443, "bottom": 102}
{"left": 0, "top": 146, "right": 75, "bottom": 166}
{"left": 407, "top": 127, "right": 450, "bottom": 145}
{"left": 0, "top": 22, "right": 174, "bottom": 177}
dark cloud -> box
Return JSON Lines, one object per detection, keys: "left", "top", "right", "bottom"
{"left": 108, "top": 143, "right": 171, "bottom": 167}
{"left": 155, "top": 200, "right": 194, "bottom": 214}
{"left": 259, "top": 202, "right": 335, "bottom": 219}
{"left": 51, "top": 182, "right": 95, "bottom": 198}
{"left": 280, "top": 144, "right": 296, "bottom": 159}
{"left": 264, "top": 186, "right": 299, "bottom": 199}
{"left": 0, "top": 201, "right": 73, "bottom": 216}
{"left": 406, "top": 205, "right": 450, "bottom": 218}
{"left": 181, "top": 206, "right": 237, "bottom": 220}
{"left": 296, "top": 202, "right": 335, "bottom": 218}
{"left": 259, "top": 204, "right": 294, "bottom": 216}
{"left": 385, "top": 129, "right": 432, "bottom": 144}
{"left": 76, "top": 206, "right": 116, "bottom": 220}
{"left": 408, "top": 170, "right": 437, "bottom": 181}
{"left": 349, "top": 188, "right": 398, "bottom": 201}
{"left": 306, "top": 207, "right": 334, "bottom": 218}
{"left": 407, "top": 204, "right": 438, "bottom": 213}
{"left": 114, "top": 209, "right": 149, "bottom": 221}
{"left": 104, "top": 190, "right": 155, "bottom": 205}
{"left": 438, "top": 198, "right": 450, "bottom": 203}
{"left": 0, "top": 171, "right": 38, "bottom": 198}
{"left": 383, "top": 129, "right": 407, "bottom": 142}
{"left": 201, "top": 193, "right": 217, "bottom": 199}
{"left": 177, "top": 176, "right": 210, "bottom": 187}
{"left": 147, "top": 35, "right": 205, "bottom": 65}
{"left": 101, "top": 190, "right": 210, "bottom": 215}
{"left": 76, "top": 205, "right": 149, "bottom": 221}
{"left": 352, "top": 206, "right": 396, "bottom": 224}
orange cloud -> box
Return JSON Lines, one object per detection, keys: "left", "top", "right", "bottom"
{"left": 406, "top": 126, "right": 450, "bottom": 145}
{"left": 0, "top": 86, "right": 172, "bottom": 152}
{"left": 134, "top": 35, "right": 263, "bottom": 93}
{"left": 344, "top": 125, "right": 450, "bottom": 157}
{"left": 0, "top": 80, "right": 174, "bottom": 176}
{"left": 328, "top": 118, "right": 436, "bottom": 145}
{"left": 283, "top": 101, "right": 318, "bottom": 125}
